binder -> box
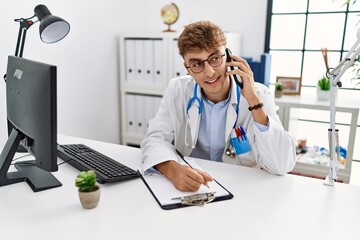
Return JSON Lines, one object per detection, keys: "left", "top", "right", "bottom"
{"left": 141, "top": 155, "right": 233, "bottom": 210}
{"left": 125, "top": 94, "right": 136, "bottom": 134}
{"left": 134, "top": 39, "right": 145, "bottom": 83}
{"left": 135, "top": 95, "right": 145, "bottom": 135}
{"left": 143, "top": 95, "right": 154, "bottom": 134}
{"left": 125, "top": 39, "right": 136, "bottom": 83}
{"left": 172, "top": 39, "right": 187, "bottom": 78}
{"left": 153, "top": 39, "right": 164, "bottom": 85}
{"left": 143, "top": 40, "right": 154, "bottom": 83}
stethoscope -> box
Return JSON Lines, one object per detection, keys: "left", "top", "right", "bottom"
{"left": 185, "top": 83, "right": 202, "bottom": 148}
{"left": 185, "top": 82, "right": 241, "bottom": 158}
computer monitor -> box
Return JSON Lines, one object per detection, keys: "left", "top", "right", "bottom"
{"left": 0, "top": 56, "right": 62, "bottom": 192}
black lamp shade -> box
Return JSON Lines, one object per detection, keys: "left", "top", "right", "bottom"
{"left": 34, "top": 4, "right": 70, "bottom": 43}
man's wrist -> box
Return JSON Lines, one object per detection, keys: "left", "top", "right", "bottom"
{"left": 248, "top": 102, "right": 263, "bottom": 111}
{"left": 155, "top": 160, "right": 178, "bottom": 179}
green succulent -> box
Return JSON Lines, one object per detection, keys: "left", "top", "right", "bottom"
{"left": 275, "top": 82, "right": 283, "bottom": 90}
{"left": 317, "top": 76, "right": 330, "bottom": 91}
{"left": 75, "top": 170, "right": 97, "bottom": 192}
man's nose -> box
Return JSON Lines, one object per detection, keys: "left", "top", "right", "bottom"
{"left": 203, "top": 61, "right": 215, "bottom": 76}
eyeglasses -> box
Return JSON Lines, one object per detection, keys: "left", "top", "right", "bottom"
{"left": 186, "top": 53, "right": 225, "bottom": 73}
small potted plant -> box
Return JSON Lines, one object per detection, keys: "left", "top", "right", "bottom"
{"left": 274, "top": 82, "right": 283, "bottom": 98}
{"left": 317, "top": 76, "right": 330, "bottom": 101}
{"left": 75, "top": 170, "right": 101, "bottom": 209}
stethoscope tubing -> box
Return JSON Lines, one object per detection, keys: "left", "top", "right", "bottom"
{"left": 186, "top": 83, "right": 202, "bottom": 114}
{"left": 185, "top": 82, "right": 241, "bottom": 151}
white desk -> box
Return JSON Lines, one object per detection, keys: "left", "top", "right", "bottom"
{"left": 1, "top": 135, "right": 360, "bottom": 240}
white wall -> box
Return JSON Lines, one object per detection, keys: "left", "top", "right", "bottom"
{"left": 0, "top": 0, "right": 267, "bottom": 147}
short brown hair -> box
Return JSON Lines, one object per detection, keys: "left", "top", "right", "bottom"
{"left": 177, "top": 21, "right": 227, "bottom": 57}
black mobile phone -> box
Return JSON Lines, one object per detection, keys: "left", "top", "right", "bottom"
{"left": 225, "top": 48, "right": 243, "bottom": 88}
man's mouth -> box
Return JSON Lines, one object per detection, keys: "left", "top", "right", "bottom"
{"left": 205, "top": 76, "right": 219, "bottom": 85}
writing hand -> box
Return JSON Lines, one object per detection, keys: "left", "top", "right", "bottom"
{"left": 155, "top": 160, "right": 213, "bottom": 192}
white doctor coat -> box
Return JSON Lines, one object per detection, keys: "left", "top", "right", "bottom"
{"left": 141, "top": 76, "right": 296, "bottom": 175}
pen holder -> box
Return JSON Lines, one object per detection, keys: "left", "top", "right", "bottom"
{"left": 231, "top": 137, "right": 251, "bottom": 155}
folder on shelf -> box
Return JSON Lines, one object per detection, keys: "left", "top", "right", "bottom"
{"left": 144, "top": 40, "right": 154, "bottom": 83}
{"left": 141, "top": 155, "right": 233, "bottom": 210}
{"left": 172, "top": 39, "right": 188, "bottom": 78}
{"left": 135, "top": 40, "right": 145, "bottom": 83}
{"left": 125, "top": 94, "right": 137, "bottom": 134}
{"left": 153, "top": 39, "right": 164, "bottom": 85}
{"left": 143, "top": 95, "right": 161, "bottom": 135}
{"left": 125, "top": 39, "right": 136, "bottom": 83}
{"left": 135, "top": 95, "right": 145, "bottom": 135}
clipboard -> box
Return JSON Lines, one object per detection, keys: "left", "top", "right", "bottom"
{"left": 141, "top": 156, "right": 234, "bottom": 210}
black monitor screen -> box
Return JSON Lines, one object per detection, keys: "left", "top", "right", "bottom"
{"left": 0, "top": 56, "right": 61, "bottom": 191}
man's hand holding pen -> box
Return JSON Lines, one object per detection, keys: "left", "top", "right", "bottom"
{"left": 155, "top": 160, "right": 213, "bottom": 192}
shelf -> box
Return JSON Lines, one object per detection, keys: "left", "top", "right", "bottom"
{"left": 121, "top": 86, "right": 166, "bottom": 96}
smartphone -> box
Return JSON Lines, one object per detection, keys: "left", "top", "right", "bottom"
{"left": 225, "top": 48, "right": 243, "bottom": 88}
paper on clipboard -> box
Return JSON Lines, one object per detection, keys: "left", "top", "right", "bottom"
{"left": 141, "top": 157, "right": 233, "bottom": 209}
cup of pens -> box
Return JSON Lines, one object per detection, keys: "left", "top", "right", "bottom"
{"left": 231, "top": 126, "right": 251, "bottom": 155}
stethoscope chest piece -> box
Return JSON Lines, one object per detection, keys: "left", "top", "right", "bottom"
{"left": 225, "top": 145, "right": 236, "bottom": 158}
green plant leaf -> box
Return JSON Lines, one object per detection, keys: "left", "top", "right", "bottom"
{"left": 75, "top": 170, "right": 97, "bottom": 192}
{"left": 317, "top": 76, "right": 330, "bottom": 90}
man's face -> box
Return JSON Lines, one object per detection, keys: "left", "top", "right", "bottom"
{"left": 183, "top": 46, "right": 230, "bottom": 103}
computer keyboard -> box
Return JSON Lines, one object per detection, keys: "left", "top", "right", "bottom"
{"left": 57, "top": 144, "right": 140, "bottom": 184}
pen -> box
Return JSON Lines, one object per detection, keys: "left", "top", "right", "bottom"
{"left": 240, "top": 126, "right": 247, "bottom": 140}
{"left": 175, "top": 149, "right": 210, "bottom": 188}
{"left": 235, "top": 126, "right": 243, "bottom": 141}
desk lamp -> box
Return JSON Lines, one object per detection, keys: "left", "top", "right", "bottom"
{"left": 14, "top": 4, "right": 70, "bottom": 58}
{"left": 323, "top": 28, "right": 360, "bottom": 186}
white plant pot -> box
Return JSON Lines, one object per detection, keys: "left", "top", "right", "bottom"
{"left": 317, "top": 88, "right": 330, "bottom": 101}
{"left": 78, "top": 185, "right": 101, "bottom": 209}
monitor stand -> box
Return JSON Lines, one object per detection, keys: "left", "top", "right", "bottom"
{"left": 0, "top": 129, "right": 62, "bottom": 192}
{"left": 14, "top": 161, "right": 62, "bottom": 192}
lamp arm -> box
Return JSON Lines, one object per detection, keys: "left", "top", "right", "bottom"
{"left": 329, "top": 38, "right": 360, "bottom": 83}
{"left": 15, "top": 24, "right": 27, "bottom": 58}
{"left": 324, "top": 35, "right": 360, "bottom": 186}
{"left": 14, "top": 15, "right": 37, "bottom": 57}
{"left": 3, "top": 15, "right": 37, "bottom": 82}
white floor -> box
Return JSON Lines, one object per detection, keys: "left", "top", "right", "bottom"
{"left": 350, "top": 161, "right": 360, "bottom": 187}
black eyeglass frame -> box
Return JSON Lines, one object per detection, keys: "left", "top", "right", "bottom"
{"left": 185, "top": 53, "right": 226, "bottom": 73}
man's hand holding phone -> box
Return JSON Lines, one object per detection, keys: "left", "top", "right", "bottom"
{"left": 225, "top": 48, "right": 257, "bottom": 99}
{"left": 225, "top": 48, "right": 243, "bottom": 88}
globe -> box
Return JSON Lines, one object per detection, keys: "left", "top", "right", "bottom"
{"left": 161, "top": 3, "right": 179, "bottom": 32}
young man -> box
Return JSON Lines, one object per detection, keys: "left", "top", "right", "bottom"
{"left": 141, "top": 21, "right": 296, "bottom": 192}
